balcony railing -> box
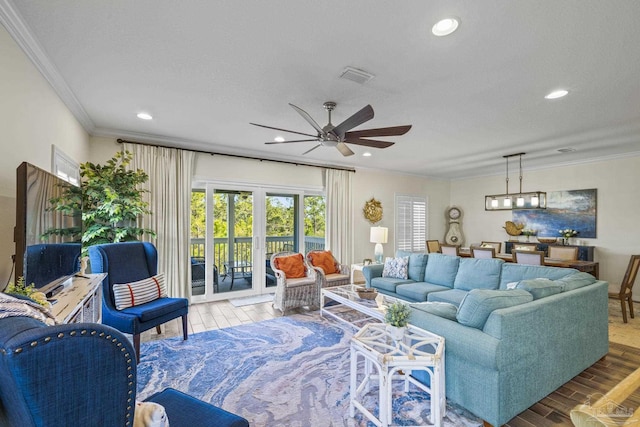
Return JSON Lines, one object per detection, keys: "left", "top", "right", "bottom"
{"left": 189, "top": 236, "right": 325, "bottom": 274}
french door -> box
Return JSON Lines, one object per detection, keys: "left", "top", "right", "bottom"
{"left": 190, "top": 184, "right": 324, "bottom": 302}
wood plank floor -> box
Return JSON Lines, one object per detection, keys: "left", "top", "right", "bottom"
{"left": 142, "top": 298, "right": 640, "bottom": 427}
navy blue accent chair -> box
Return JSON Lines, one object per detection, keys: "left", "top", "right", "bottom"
{"left": 88, "top": 242, "right": 189, "bottom": 363}
{"left": 0, "top": 316, "right": 249, "bottom": 427}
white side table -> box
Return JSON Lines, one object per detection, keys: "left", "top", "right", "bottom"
{"left": 350, "top": 323, "right": 446, "bottom": 427}
{"left": 350, "top": 262, "right": 380, "bottom": 284}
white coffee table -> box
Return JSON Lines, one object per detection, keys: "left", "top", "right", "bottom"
{"left": 320, "top": 284, "right": 400, "bottom": 327}
{"left": 350, "top": 322, "right": 446, "bottom": 427}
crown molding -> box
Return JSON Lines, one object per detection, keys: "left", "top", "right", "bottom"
{"left": 0, "top": 0, "right": 95, "bottom": 132}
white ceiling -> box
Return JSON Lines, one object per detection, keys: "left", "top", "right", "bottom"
{"left": 3, "top": 0, "right": 640, "bottom": 179}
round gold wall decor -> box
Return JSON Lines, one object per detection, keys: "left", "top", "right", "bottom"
{"left": 363, "top": 198, "right": 383, "bottom": 224}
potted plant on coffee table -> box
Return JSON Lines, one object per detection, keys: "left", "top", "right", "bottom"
{"left": 384, "top": 301, "right": 411, "bottom": 341}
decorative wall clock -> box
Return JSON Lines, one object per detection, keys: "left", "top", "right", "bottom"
{"left": 363, "top": 198, "right": 383, "bottom": 224}
{"left": 444, "top": 206, "right": 464, "bottom": 245}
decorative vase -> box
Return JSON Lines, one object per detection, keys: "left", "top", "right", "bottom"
{"left": 386, "top": 324, "right": 407, "bottom": 342}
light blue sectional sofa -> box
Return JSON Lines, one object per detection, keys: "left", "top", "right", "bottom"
{"left": 362, "top": 252, "right": 609, "bottom": 427}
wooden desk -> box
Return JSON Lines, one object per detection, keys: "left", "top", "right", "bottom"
{"left": 458, "top": 249, "right": 599, "bottom": 279}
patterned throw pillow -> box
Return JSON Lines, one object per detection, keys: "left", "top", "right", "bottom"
{"left": 113, "top": 273, "right": 167, "bottom": 310}
{"left": 382, "top": 256, "right": 409, "bottom": 279}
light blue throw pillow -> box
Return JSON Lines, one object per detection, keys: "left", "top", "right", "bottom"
{"left": 456, "top": 289, "right": 533, "bottom": 329}
{"left": 382, "top": 256, "right": 409, "bottom": 279}
{"left": 516, "top": 278, "right": 563, "bottom": 300}
{"left": 410, "top": 301, "right": 458, "bottom": 321}
{"left": 395, "top": 251, "right": 428, "bottom": 281}
{"left": 554, "top": 272, "right": 597, "bottom": 292}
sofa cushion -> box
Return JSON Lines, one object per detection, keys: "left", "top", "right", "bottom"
{"left": 456, "top": 289, "right": 533, "bottom": 329}
{"left": 427, "top": 289, "right": 468, "bottom": 306}
{"left": 423, "top": 253, "right": 460, "bottom": 288}
{"left": 516, "top": 278, "right": 563, "bottom": 300}
{"left": 396, "top": 251, "right": 428, "bottom": 282}
{"left": 382, "top": 256, "right": 409, "bottom": 279}
{"left": 454, "top": 258, "right": 503, "bottom": 291}
{"left": 395, "top": 282, "right": 450, "bottom": 302}
{"left": 499, "top": 263, "right": 577, "bottom": 289}
{"left": 553, "top": 272, "right": 597, "bottom": 291}
{"left": 409, "top": 301, "right": 458, "bottom": 321}
{"left": 370, "top": 277, "right": 414, "bottom": 293}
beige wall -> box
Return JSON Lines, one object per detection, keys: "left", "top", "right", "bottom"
{"left": 450, "top": 155, "right": 640, "bottom": 286}
{"left": 0, "top": 26, "right": 90, "bottom": 286}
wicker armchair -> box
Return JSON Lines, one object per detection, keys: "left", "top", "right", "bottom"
{"left": 306, "top": 250, "right": 350, "bottom": 289}
{"left": 270, "top": 251, "right": 321, "bottom": 315}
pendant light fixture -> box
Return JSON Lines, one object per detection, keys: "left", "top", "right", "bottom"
{"left": 484, "top": 153, "right": 546, "bottom": 211}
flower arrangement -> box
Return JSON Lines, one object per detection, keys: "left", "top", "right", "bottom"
{"left": 384, "top": 301, "right": 411, "bottom": 327}
{"left": 522, "top": 229, "right": 537, "bottom": 237}
{"left": 5, "top": 277, "right": 49, "bottom": 307}
{"left": 559, "top": 229, "right": 579, "bottom": 238}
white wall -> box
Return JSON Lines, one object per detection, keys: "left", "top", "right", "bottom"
{"left": 0, "top": 25, "right": 90, "bottom": 286}
{"left": 450, "top": 155, "right": 640, "bottom": 285}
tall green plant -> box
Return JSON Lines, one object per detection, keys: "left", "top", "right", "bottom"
{"left": 44, "top": 150, "right": 155, "bottom": 254}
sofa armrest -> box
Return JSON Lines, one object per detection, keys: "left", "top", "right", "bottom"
{"left": 362, "top": 264, "right": 384, "bottom": 287}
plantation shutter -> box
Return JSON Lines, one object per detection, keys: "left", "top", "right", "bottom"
{"left": 395, "top": 195, "right": 427, "bottom": 252}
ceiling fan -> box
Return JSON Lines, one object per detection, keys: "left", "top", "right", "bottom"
{"left": 250, "top": 101, "right": 411, "bottom": 156}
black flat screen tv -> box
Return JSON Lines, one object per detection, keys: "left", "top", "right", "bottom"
{"left": 13, "top": 162, "right": 82, "bottom": 293}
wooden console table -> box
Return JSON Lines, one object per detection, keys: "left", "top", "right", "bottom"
{"left": 50, "top": 273, "right": 105, "bottom": 324}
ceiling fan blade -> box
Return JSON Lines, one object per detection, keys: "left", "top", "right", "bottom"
{"left": 289, "top": 103, "right": 324, "bottom": 134}
{"left": 265, "top": 139, "right": 318, "bottom": 145}
{"left": 250, "top": 122, "right": 318, "bottom": 138}
{"left": 343, "top": 137, "right": 395, "bottom": 149}
{"left": 331, "top": 104, "right": 374, "bottom": 137}
{"left": 336, "top": 142, "right": 355, "bottom": 157}
{"left": 345, "top": 125, "right": 412, "bottom": 139}
{"left": 302, "top": 144, "right": 322, "bottom": 155}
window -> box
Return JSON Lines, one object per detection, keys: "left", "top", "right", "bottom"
{"left": 395, "top": 195, "right": 427, "bottom": 252}
{"left": 51, "top": 145, "right": 80, "bottom": 186}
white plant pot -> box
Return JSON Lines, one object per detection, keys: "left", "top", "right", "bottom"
{"left": 386, "top": 324, "right": 407, "bottom": 341}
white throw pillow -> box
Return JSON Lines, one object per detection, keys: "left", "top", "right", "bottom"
{"left": 134, "top": 401, "right": 169, "bottom": 427}
{"left": 113, "top": 273, "right": 167, "bottom": 310}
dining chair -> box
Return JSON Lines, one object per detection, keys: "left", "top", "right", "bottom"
{"left": 470, "top": 245, "right": 496, "bottom": 259}
{"left": 426, "top": 240, "right": 441, "bottom": 253}
{"left": 270, "top": 251, "right": 321, "bottom": 315}
{"left": 480, "top": 241, "right": 502, "bottom": 253}
{"left": 548, "top": 246, "right": 579, "bottom": 260}
{"left": 88, "top": 242, "right": 189, "bottom": 363}
{"left": 608, "top": 254, "right": 640, "bottom": 323}
{"left": 513, "top": 249, "right": 545, "bottom": 265}
{"left": 440, "top": 244, "right": 460, "bottom": 256}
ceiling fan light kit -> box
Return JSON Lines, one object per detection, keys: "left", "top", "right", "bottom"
{"left": 484, "top": 153, "right": 546, "bottom": 211}
{"left": 252, "top": 102, "right": 411, "bottom": 157}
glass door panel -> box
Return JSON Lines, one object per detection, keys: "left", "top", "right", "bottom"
{"left": 304, "top": 195, "right": 326, "bottom": 252}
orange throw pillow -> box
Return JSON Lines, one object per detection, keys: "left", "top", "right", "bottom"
{"left": 309, "top": 251, "right": 338, "bottom": 275}
{"left": 274, "top": 253, "right": 306, "bottom": 278}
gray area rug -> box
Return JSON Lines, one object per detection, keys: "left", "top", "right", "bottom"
{"left": 137, "top": 312, "right": 482, "bottom": 426}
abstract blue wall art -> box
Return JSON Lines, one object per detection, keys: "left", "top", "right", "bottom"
{"left": 512, "top": 188, "right": 597, "bottom": 238}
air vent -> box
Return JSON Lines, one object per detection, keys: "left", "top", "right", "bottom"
{"left": 340, "top": 67, "right": 375, "bottom": 85}
{"left": 558, "top": 148, "right": 576, "bottom": 153}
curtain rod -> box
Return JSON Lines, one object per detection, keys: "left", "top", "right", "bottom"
{"left": 116, "top": 138, "right": 356, "bottom": 173}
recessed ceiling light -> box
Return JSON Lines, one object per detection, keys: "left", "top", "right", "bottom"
{"left": 544, "top": 89, "right": 569, "bottom": 100}
{"left": 274, "top": 136, "right": 285, "bottom": 142}
{"left": 137, "top": 112, "right": 153, "bottom": 120}
{"left": 432, "top": 17, "right": 460, "bottom": 36}
{"left": 362, "top": 152, "right": 372, "bottom": 157}
{"left": 558, "top": 147, "right": 576, "bottom": 153}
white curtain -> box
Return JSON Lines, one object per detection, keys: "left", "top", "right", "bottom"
{"left": 123, "top": 143, "right": 195, "bottom": 300}
{"left": 325, "top": 169, "right": 353, "bottom": 264}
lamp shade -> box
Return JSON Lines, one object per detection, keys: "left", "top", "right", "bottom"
{"left": 370, "top": 226, "right": 388, "bottom": 244}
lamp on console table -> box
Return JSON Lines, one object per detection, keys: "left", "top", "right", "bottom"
{"left": 370, "top": 226, "right": 388, "bottom": 264}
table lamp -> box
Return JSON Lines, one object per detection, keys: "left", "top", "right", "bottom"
{"left": 370, "top": 226, "right": 388, "bottom": 264}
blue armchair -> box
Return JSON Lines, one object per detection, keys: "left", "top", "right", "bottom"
{"left": 0, "top": 316, "right": 249, "bottom": 427}
{"left": 88, "top": 242, "right": 189, "bottom": 363}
